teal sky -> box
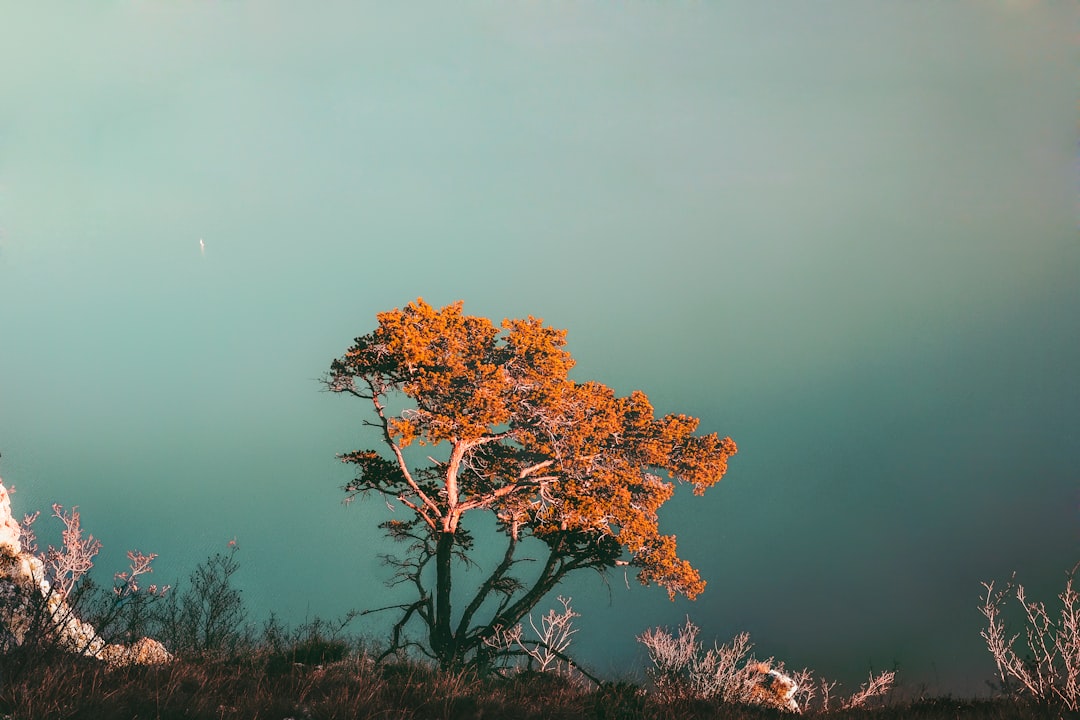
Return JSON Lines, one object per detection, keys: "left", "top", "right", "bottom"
{"left": 1, "top": 1, "right": 1076, "bottom": 697}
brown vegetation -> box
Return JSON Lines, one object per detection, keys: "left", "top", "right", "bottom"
{"left": 0, "top": 648, "right": 1051, "bottom": 720}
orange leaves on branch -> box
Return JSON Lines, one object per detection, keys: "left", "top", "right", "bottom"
{"left": 634, "top": 535, "right": 707, "bottom": 600}
{"left": 500, "top": 316, "right": 575, "bottom": 401}
{"left": 388, "top": 418, "right": 419, "bottom": 448}
{"left": 374, "top": 300, "right": 509, "bottom": 443}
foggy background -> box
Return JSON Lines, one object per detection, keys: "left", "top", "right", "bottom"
{"left": 1, "top": 1, "right": 1076, "bottom": 696}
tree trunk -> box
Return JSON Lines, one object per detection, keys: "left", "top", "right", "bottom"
{"left": 432, "top": 530, "right": 456, "bottom": 666}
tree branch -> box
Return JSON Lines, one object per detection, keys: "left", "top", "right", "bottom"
{"left": 485, "top": 542, "right": 569, "bottom": 647}
{"left": 455, "top": 532, "right": 520, "bottom": 640}
{"left": 366, "top": 379, "right": 442, "bottom": 527}
{"left": 456, "top": 467, "right": 559, "bottom": 513}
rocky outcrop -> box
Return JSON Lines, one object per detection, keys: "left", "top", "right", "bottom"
{"left": 746, "top": 662, "right": 800, "bottom": 713}
{"left": 0, "top": 478, "right": 172, "bottom": 667}
{"left": 98, "top": 636, "right": 172, "bottom": 667}
{"left": 0, "top": 483, "right": 22, "bottom": 556}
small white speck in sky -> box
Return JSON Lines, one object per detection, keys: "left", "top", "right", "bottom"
{"left": 199, "top": 238, "right": 205, "bottom": 257}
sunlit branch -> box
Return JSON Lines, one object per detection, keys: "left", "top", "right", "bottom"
{"left": 456, "top": 458, "right": 559, "bottom": 513}
{"left": 457, "top": 476, "right": 556, "bottom": 513}
{"left": 520, "top": 459, "right": 555, "bottom": 477}
{"left": 395, "top": 494, "right": 432, "bottom": 525}
{"left": 365, "top": 379, "right": 441, "bottom": 527}
{"left": 443, "top": 441, "right": 469, "bottom": 525}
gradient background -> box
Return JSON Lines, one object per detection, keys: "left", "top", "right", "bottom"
{"left": 1, "top": 1, "right": 1076, "bottom": 698}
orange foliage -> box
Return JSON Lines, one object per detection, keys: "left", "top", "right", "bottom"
{"left": 329, "top": 298, "right": 737, "bottom": 601}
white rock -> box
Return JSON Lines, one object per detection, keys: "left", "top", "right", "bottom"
{"left": 746, "top": 662, "right": 801, "bottom": 713}
{"left": 0, "top": 480, "right": 22, "bottom": 556}
{"left": 0, "top": 479, "right": 171, "bottom": 667}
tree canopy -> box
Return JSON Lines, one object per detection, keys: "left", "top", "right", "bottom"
{"left": 326, "top": 298, "right": 737, "bottom": 668}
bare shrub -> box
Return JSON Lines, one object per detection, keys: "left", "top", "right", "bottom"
{"left": 526, "top": 595, "right": 580, "bottom": 672}
{"left": 638, "top": 619, "right": 894, "bottom": 713}
{"left": 980, "top": 561, "right": 1080, "bottom": 711}
{"left": 482, "top": 595, "right": 597, "bottom": 684}
{"left": 86, "top": 550, "right": 170, "bottom": 646}
{"left": 18, "top": 511, "right": 39, "bottom": 555}
{"left": 153, "top": 544, "right": 249, "bottom": 658}
{"left": 4, "top": 506, "right": 167, "bottom": 653}
{"left": 260, "top": 611, "right": 359, "bottom": 675}
{"left": 842, "top": 668, "right": 897, "bottom": 709}
{"left": 786, "top": 665, "right": 896, "bottom": 712}
{"left": 637, "top": 619, "right": 767, "bottom": 706}
{"left": 44, "top": 505, "right": 101, "bottom": 598}
{"left": 0, "top": 500, "right": 168, "bottom": 708}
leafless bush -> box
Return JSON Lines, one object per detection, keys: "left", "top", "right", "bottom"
{"left": 980, "top": 561, "right": 1080, "bottom": 711}
{"left": 637, "top": 619, "right": 765, "bottom": 705}
{"left": 86, "top": 550, "right": 170, "bottom": 646}
{"left": 153, "top": 544, "right": 250, "bottom": 658}
{"left": 0, "top": 502, "right": 168, "bottom": 703}
{"left": 18, "top": 511, "right": 39, "bottom": 555}
{"left": 8, "top": 506, "right": 165, "bottom": 642}
{"left": 43, "top": 505, "right": 102, "bottom": 599}
{"left": 787, "top": 666, "right": 896, "bottom": 712}
{"left": 638, "top": 619, "right": 894, "bottom": 713}
{"left": 842, "top": 669, "right": 897, "bottom": 709}
{"left": 483, "top": 595, "right": 586, "bottom": 678}
{"left": 524, "top": 595, "right": 580, "bottom": 673}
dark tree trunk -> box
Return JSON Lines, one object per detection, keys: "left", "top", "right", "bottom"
{"left": 432, "top": 530, "right": 457, "bottom": 666}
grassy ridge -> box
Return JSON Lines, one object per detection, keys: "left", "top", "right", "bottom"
{"left": 3, "top": 524, "right": 1073, "bottom": 719}
{"left": 0, "top": 648, "right": 1049, "bottom": 720}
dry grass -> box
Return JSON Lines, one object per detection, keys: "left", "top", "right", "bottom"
{"left": 1, "top": 504, "right": 1072, "bottom": 719}
{"left": 0, "top": 646, "right": 1057, "bottom": 720}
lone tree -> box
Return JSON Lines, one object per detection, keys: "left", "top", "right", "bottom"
{"left": 326, "top": 299, "right": 736, "bottom": 669}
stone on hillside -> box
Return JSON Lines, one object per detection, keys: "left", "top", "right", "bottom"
{"left": 0, "top": 482, "right": 22, "bottom": 556}
{"left": 0, "top": 477, "right": 172, "bottom": 667}
{"left": 99, "top": 637, "right": 172, "bottom": 668}
{"left": 746, "top": 662, "right": 801, "bottom": 713}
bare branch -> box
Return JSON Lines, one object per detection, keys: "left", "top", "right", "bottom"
{"left": 979, "top": 563, "right": 1080, "bottom": 710}
{"left": 842, "top": 671, "right": 896, "bottom": 709}
{"left": 45, "top": 505, "right": 102, "bottom": 598}
{"left": 366, "top": 380, "right": 442, "bottom": 527}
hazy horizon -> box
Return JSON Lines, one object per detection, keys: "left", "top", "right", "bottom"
{"left": 1, "top": 1, "right": 1076, "bottom": 697}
